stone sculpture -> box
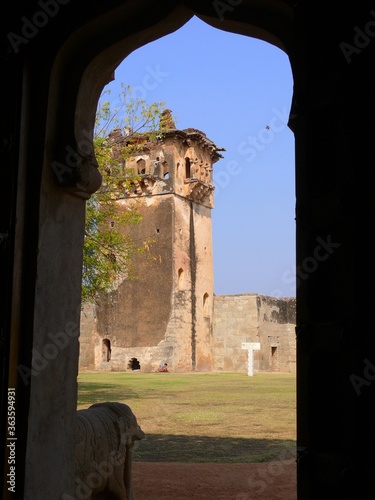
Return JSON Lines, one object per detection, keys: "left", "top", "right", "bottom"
{"left": 75, "top": 402, "right": 145, "bottom": 499}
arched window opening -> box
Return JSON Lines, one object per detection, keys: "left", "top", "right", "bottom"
{"left": 137, "top": 158, "right": 146, "bottom": 174}
{"left": 162, "top": 161, "right": 169, "bottom": 178}
{"left": 128, "top": 357, "right": 141, "bottom": 370}
{"left": 102, "top": 339, "right": 111, "bottom": 362}
{"left": 185, "top": 157, "right": 191, "bottom": 178}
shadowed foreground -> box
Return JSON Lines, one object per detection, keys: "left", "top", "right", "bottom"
{"left": 133, "top": 434, "right": 295, "bottom": 463}
{"left": 132, "top": 461, "right": 297, "bottom": 499}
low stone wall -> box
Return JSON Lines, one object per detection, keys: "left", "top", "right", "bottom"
{"left": 79, "top": 294, "right": 296, "bottom": 373}
{"left": 212, "top": 294, "right": 296, "bottom": 373}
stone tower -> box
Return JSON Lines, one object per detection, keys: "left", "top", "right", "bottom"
{"left": 79, "top": 113, "right": 225, "bottom": 372}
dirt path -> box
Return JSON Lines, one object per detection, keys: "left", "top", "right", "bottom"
{"left": 132, "top": 461, "right": 297, "bottom": 499}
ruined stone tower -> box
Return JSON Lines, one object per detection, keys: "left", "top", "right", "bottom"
{"left": 79, "top": 111, "right": 225, "bottom": 372}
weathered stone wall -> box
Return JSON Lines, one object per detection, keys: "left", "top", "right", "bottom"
{"left": 79, "top": 303, "right": 97, "bottom": 370}
{"left": 79, "top": 293, "right": 296, "bottom": 373}
{"left": 212, "top": 294, "right": 259, "bottom": 372}
{"left": 213, "top": 294, "right": 296, "bottom": 373}
{"left": 168, "top": 196, "right": 214, "bottom": 371}
{"left": 89, "top": 195, "right": 175, "bottom": 372}
{"left": 95, "top": 196, "right": 174, "bottom": 349}
{"left": 257, "top": 294, "right": 296, "bottom": 373}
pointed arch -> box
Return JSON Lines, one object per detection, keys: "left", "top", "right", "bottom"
{"left": 11, "top": 2, "right": 295, "bottom": 497}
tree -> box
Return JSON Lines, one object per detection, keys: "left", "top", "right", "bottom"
{"left": 82, "top": 85, "right": 167, "bottom": 303}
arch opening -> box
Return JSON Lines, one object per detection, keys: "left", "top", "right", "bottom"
{"left": 79, "top": 7, "right": 295, "bottom": 406}
{"left": 128, "top": 357, "right": 141, "bottom": 370}
{"left": 101, "top": 338, "right": 111, "bottom": 362}
{"left": 42, "top": 5, "right": 296, "bottom": 498}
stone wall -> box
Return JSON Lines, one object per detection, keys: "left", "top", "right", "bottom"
{"left": 79, "top": 293, "right": 296, "bottom": 373}
{"left": 212, "top": 294, "right": 296, "bottom": 373}
{"left": 79, "top": 303, "right": 97, "bottom": 370}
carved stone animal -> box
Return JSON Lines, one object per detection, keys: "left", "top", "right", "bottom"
{"left": 75, "top": 402, "right": 145, "bottom": 500}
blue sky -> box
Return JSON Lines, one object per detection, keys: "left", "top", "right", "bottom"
{"left": 102, "top": 16, "right": 296, "bottom": 297}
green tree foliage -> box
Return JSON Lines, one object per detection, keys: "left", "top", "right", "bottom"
{"left": 82, "top": 85, "right": 166, "bottom": 303}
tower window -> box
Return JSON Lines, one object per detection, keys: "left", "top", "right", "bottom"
{"left": 136, "top": 158, "right": 146, "bottom": 174}
{"left": 185, "top": 157, "right": 191, "bottom": 178}
{"left": 162, "top": 161, "right": 169, "bottom": 178}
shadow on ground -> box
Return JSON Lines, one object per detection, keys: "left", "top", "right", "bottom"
{"left": 77, "top": 382, "right": 142, "bottom": 408}
{"left": 134, "top": 434, "right": 296, "bottom": 463}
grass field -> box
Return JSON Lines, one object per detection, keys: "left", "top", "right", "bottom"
{"left": 77, "top": 371, "right": 296, "bottom": 463}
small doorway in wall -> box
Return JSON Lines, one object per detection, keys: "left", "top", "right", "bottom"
{"left": 128, "top": 357, "right": 141, "bottom": 370}
{"left": 102, "top": 339, "right": 111, "bottom": 362}
{"left": 271, "top": 346, "right": 279, "bottom": 372}
{"left": 185, "top": 157, "right": 191, "bottom": 178}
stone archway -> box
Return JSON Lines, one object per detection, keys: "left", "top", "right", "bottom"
{"left": 101, "top": 339, "right": 111, "bottom": 362}
{"left": 4, "top": 1, "right": 375, "bottom": 499}
{"left": 19, "top": 8, "right": 293, "bottom": 496}
{"left": 2, "top": 3, "right": 296, "bottom": 498}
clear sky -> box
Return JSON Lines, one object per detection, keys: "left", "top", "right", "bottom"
{"left": 101, "top": 15, "right": 296, "bottom": 298}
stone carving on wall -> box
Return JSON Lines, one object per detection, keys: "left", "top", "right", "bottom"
{"left": 75, "top": 402, "right": 145, "bottom": 499}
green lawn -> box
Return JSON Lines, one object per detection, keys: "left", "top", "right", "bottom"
{"left": 77, "top": 371, "right": 296, "bottom": 463}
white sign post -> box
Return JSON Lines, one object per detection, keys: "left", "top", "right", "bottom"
{"left": 241, "top": 342, "right": 261, "bottom": 376}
